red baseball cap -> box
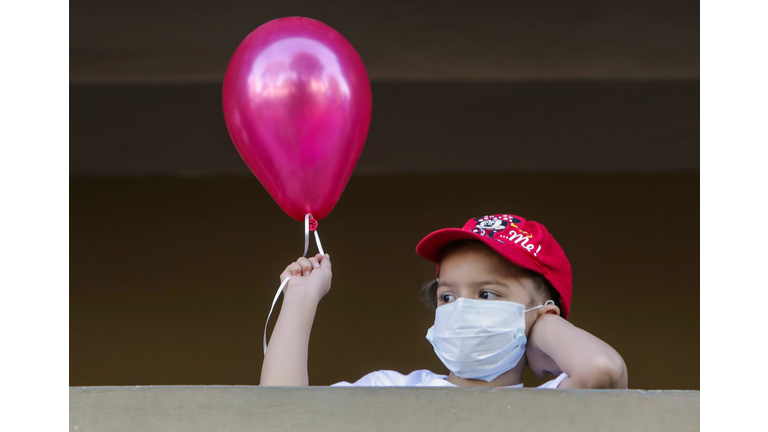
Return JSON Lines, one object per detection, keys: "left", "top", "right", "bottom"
{"left": 415, "top": 214, "right": 572, "bottom": 319}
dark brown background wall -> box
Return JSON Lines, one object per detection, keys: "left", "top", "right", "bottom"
{"left": 70, "top": 0, "right": 699, "bottom": 390}
{"left": 70, "top": 173, "right": 698, "bottom": 389}
{"left": 70, "top": 81, "right": 698, "bottom": 175}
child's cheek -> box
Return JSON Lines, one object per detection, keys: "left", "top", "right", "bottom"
{"left": 525, "top": 315, "right": 537, "bottom": 337}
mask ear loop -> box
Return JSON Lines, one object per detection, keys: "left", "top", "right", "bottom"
{"left": 524, "top": 299, "right": 555, "bottom": 313}
{"left": 264, "top": 213, "right": 325, "bottom": 355}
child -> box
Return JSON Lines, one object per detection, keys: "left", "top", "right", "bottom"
{"left": 260, "top": 214, "right": 628, "bottom": 389}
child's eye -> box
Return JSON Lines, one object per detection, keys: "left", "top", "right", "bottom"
{"left": 440, "top": 294, "right": 456, "bottom": 304}
{"left": 479, "top": 291, "right": 499, "bottom": 300}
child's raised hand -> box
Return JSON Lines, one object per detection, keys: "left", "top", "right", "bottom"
{"left": 261, "top": 253, "right": 332, "bottom": 386}
{"left": 279, "top": 253, "right": 332, "bottom": 303}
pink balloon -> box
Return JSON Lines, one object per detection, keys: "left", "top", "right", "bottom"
{"left": 222, "top": 17, "right": 372, "bottom": 221}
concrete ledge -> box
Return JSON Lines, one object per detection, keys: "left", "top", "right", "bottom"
{"left": 70, "top": 386, "right": 699, "bottom": 432}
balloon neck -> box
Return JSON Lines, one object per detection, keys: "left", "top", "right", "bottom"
{"left": 303, "top": 213, "right": 325, "bottom": 257}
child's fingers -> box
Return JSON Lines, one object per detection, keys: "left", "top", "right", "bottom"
{"left": 320, "top": 254, "right": 332, "bottom": 272}
{"left": 281, "top": 262, "right": 300, "bottom": 282}
{"left": 281, "top": 255, "right": 327, "bottom": 282}
{"left": 290, "top": 262, "right": 304, "bottom": 275}
{"left": 296, "top": 257, "right": 313, "bottom": 276}
{"left": 280, "top": 269, "right": 290, "bottom": 283}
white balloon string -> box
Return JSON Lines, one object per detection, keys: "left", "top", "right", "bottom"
{"left": 303, "top": 214, "right": 310, "bottom": 257}
{"left": 264, "top": 275, "right": 291, "bottom": 355}
{"left": 314, "top": 230, "right": 325, "bottom": 256}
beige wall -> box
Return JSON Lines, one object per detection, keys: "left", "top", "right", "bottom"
{"left": 70, "top": 386, "right": 700, "bottom": 432}
{"left": 70, "top": 172, "right": 698, "bottom": 389}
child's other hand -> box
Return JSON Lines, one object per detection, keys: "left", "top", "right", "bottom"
{"left": 279, "top": 253, "right": 332, "bottom": 304}
{"left": 525, "top": 314, "right": 567, "bottom": 378}
{"left": 525, "top": 314, "right": 628, "bottom": 389}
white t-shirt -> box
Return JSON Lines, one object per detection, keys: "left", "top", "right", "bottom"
{"left": 331, "top": 369, "right": 569, "bottom": 388}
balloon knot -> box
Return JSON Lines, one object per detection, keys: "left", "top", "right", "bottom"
{"left": 308, "top": 218, "right": 318, "bottom": 232}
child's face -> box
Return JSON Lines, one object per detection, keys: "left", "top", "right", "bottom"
{"left": 436, "top": 245, "right": 540, "bottom": 335}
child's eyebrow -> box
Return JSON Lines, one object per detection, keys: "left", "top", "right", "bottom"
{"left": 437, "top": 280, "right": 509, "bottom": 289}
{"left": 471, "top": 280, "right": 509, "bottom": 288}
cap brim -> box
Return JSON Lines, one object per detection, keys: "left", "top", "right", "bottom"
{"left": 416, "top": 228, "right": 485, "bottom": 262}
{"left": 416, "top": 228, "right": 543, "bottom": 275}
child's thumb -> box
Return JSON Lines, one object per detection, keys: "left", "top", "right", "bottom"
{"left": 320, "top": 254, "right": 332, "bottom": 271}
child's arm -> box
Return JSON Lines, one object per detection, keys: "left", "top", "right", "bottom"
{"left": 525, "top": 314, "right": 628, "bottom": 389}
{"left": 259, "top": 253, "right": 332, "bottom": 386}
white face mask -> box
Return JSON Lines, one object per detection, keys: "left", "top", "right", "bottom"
{"left": 425, "top": 298, "right": 554, "bottom": 382}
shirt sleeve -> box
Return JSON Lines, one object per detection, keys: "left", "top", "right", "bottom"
{"left": 537, "top": 372, "right": 569, "bottom": 389}
{"left": 330, "top": 370, "right": 437, "bottom": 387}
{"left": 330, "top": 370, "right": 403, "bottom": 386}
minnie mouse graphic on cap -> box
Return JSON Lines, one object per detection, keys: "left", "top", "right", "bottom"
{"left": 471, "top": 215, "right": 522, "bottom": 241}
